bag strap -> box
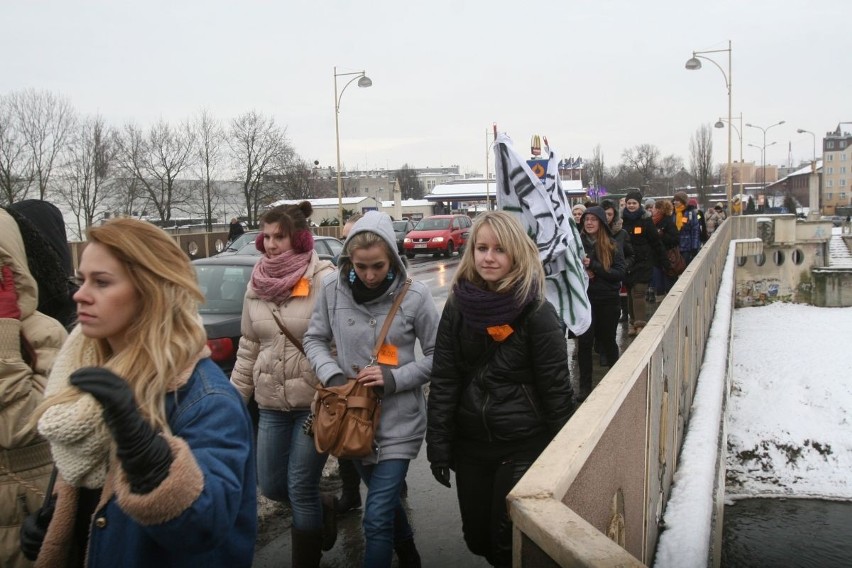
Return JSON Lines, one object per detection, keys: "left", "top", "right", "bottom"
{"left": 270, "top": 308, "right": 305, "bottom": 355}
{"left": 371, "top": 278, "right": 411, "bottom": 361}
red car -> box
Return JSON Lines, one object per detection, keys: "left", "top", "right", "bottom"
{"left": 403, "top": 214, "right": 471, "bottom": 258}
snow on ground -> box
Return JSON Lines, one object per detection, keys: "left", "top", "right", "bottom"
{"left": 726, "top": 302, "right": 852, "bottom": 500}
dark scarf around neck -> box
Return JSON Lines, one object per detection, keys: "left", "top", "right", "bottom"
{"left": 453, "top": 278, "right": 534, "bottom": 333}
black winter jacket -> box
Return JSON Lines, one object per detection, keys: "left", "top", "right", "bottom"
{"left": 654, "top": 214, "right": 679, "bottom": 250}
{"left": 581, "top": 233, "right": 626, "bottom": 302}
{"left": 620, "top": 209, "right": 668, "bottom": 285}
{"left": 426, "top": 297, "right": 574, "bottom": 467}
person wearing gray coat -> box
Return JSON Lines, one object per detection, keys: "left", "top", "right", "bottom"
{"left": 304, "top": 211, "right": 440, "bottom": 568}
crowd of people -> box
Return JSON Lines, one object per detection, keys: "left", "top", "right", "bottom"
{"left": 2, "top": 194, "right": 724, "bottom": 567}
{"left": 570, "top": 190, "right": 725, "bottom": 399}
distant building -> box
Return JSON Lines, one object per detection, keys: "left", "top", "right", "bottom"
{"left": 821, "top": 124, "right": 852, "bottom": 214}
{"left": 765, "top": 160, "right": 822, "bottom": 210}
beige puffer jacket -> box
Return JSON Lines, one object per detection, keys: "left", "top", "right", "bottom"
{"left": 230, "top": 251, "right": 334, "bottom": 411}
{"left": 1, "top": 208, "right": 67, "bottom": 567}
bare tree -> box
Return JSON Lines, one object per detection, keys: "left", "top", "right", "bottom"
{"left": 192, "top": 110, "right": 225, "bottom": 231}
{"left": 9, "top": 89, "right": 76, "bottom": 200}
{"left": 658, "top": 154, "right": 685, "bottom": 195}
{"left": 274, "top": 158, "right": 318, "bottom": 201}
{"left": 689, "top": 124, "right": 714, "bottom": 205}
{"left": 588, "top": 145, "right": 606, "bottom": 190}
{"left": 229, "top": 111, "right": 294, "bottom": 228}
{"left": 56, "top": 115, "right": 116, "bottom": 238}
{"left": 115, "top": 119, "right": 197, "bottom": 221}
{"left": 0, "top": 95, "right": 33, "bottom": 204}
{"left": 395, "top": 164, "right": 423, "bottom": 199}
{"left": 621, "top": 143, "right": 661, "bottom": 191}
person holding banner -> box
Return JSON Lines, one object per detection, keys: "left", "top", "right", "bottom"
{"left": 427, "top": 211, "right": 574, "bottom": 567}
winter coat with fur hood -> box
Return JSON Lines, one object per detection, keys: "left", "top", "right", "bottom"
{"left": 35, "top": 351, "right": 256, "bottom": 568}
{"left": 230, "top": 251, "right": 334, "bottom": 411}
{"left": 304, "top": 212, "right": 440, "bottom": 464}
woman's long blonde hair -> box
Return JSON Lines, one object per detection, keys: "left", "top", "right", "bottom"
{"left": 454, "top": 211, "right": 545, "bottom": 304}
{"left": 37, "top": 218, "right": 207, "bottom": 431}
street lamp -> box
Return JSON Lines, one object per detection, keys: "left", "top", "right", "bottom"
{"left": 715, "top": 112, "right": 743, "bottom": 197}
{"left": 686, "top": 40, "right": 732, "bottom": 212}
{"left": 745, "top": 120, "right": 785, "bottom": 198}
{"left": 334, "top": 67, "right": 372, "bottom": 225}
{"left": 796, "top": 128, "right": 816, "bottom": 162}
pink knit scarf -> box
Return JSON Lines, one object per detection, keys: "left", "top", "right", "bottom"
{"left": 251, "top": 249, "right": 312, "bottom": 304}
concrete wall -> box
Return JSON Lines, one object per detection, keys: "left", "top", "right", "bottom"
{"left": 508, "top": 216, "right": 735, "bottom": 567}
{"left": 733, "top": 216, "right": 833, "bottom": 306}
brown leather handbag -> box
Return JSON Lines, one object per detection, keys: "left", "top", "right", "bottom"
{"left": 311, "top": 279, "right": 411, "bottom": 458}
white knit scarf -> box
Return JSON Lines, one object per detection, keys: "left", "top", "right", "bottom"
{"left": 37, "top": 326, "right": 111, "bottom": 488}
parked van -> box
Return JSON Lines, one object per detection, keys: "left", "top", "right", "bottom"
{"left": 403, "top": 214, "right": 471, "bottom": 258}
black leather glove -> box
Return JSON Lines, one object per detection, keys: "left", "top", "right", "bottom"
{"left": 431, "top": 465, "right": 451, "bottom": 488}
{"left": 20, "top": 493, "right": 56, "bottom": 561}
{"left": 70, "top": 367, "right": 173, "bottom": 494}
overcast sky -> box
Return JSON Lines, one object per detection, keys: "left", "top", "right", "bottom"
{"left": 3, "top": 1, "right": 849, "bottom": 177}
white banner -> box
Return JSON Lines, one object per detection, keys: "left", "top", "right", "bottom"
{"left": 493, "top": 133, "right": 591, "bottom": 335}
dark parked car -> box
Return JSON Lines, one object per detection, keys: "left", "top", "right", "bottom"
{"left": 392, "top": 219, "right": 416, "bottom": 253}
{"left": 217, "top": 230, "right": 259, "bottom": 256}
{"left": 193, "top": 254, "right": 257, "bottom": 374}
{"left": 194, "top": 235, "right": 343, "bottom": 373}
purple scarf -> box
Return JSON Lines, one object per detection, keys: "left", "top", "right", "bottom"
{"left": 251, "top": 249, "right": 312, "bottom": 305}
{"left": 452, "top": 279, "right": 534, "bottom": 332}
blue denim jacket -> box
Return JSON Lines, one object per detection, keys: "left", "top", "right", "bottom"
{"left": 84, "top": 358, "right": 257, "bottom": 568}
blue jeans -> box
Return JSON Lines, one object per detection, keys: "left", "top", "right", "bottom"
{"left": 257, "top": 409, "right": 328, "bottom": 531}
{"left": 354, "top": 459, "right": 412, "bottom": 567}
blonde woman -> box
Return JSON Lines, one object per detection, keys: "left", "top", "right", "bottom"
{"left": 26, "top": 219, "right": 256, "bottom": 568}
{"left": 426, "top": 211, "right": 574, "bottom": 567}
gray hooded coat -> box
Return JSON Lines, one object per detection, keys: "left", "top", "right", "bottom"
{"left": 304, "top": 212, "right": 440, "bottom": 463}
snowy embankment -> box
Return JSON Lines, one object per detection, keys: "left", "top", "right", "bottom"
{"left": 656, "top": 238, "right": 852, "bottom": 567}
{"left": 726, "top": 302, "right": 852, "bottom": 500}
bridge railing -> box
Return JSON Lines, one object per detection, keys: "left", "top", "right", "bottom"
{"left": 508, "top": 215, "right": 757, "bottom": 567}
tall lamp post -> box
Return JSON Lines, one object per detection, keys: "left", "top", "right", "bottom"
{"left": 334, "top": 67, "right": 372, "bottom": 225}
{"left": 715, "top": 112, "right": 743, "bottom": 198}
{"left": 686, "top": 40, "right": 733, "bottom": 212}
{"left": 796, "top": 128, "right": 816, "bottom": 162}
{"left": 746, "top": 120, "right": 785, "bottom": 201}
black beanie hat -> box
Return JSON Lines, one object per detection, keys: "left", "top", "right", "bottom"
{"left": 625, "top": 189, "right": 643, "bottom": 204}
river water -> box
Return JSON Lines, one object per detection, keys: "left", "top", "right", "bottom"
{"left": 722, "top": 498, "right": 852, "bottom": 567}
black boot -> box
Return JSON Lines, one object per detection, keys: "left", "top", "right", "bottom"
{"left": 292, "top": 527, "right": 323, "bottom": 568}
{"left": 394, "top": 537, "right": 422, "bottom": 568}
{"left": 321, "top": 494, "right": 337, "bottom": 551}
{"left": 577, "top": 377, "right": 593, "bottom": 403}
{"left": 335, "top": 458, "right": 362, "bottom": 514}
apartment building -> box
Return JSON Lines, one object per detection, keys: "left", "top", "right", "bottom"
{"left": 821, "top": 124, "right": 852, "bottom": 214}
